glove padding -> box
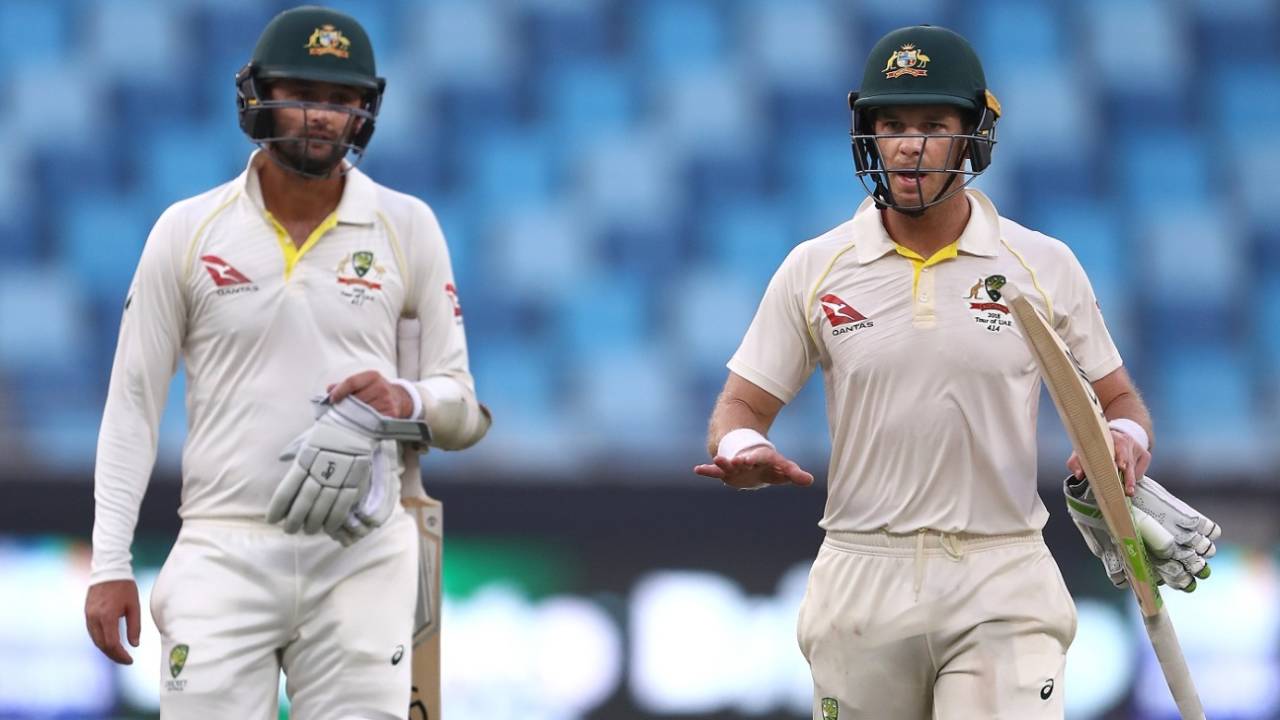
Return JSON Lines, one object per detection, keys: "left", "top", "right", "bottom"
{"left": 1064, "top": 474, "right": 1221, "bottom": 592}
{"left": 268, "top": 395, "right": 429, "bottom": 543}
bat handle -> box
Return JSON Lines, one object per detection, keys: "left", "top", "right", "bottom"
{"left": 1144, "top": 608, "right": 1205, "bottom": 719}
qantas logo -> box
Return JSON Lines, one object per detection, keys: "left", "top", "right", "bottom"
{"left": 819, "top": 294, "right": 874, "bottom": 336}
{"left": 200, "top": 255, "right": 259, "bottom": 296}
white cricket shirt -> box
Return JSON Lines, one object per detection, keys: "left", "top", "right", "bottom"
{"left": 92, "top": 152, "right": 479, "bottom": 584}
{"left": 729, "top": 190, "right": 1122, "bottom": 534}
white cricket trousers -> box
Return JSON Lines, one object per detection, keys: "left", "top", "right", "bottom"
{"left": 149, "top": 510, "right": 418, "bottom": 719}
{"left": 797, "top": 529, "right": 1077, "bottom": 720}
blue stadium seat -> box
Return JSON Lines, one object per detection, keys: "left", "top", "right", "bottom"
{"left": 571, "top": 345, "right": 684, "bottom": 447}
{"left": 406, "top": 0, "right": 517, "bottom": 88}
{"left": 58, "top": 196, "right": 152, "bottom": 305}
{"left": 666, "top": 264, "right": 768, "bottom": 373}
{"left": 0, "top": 265, "right": 87, "bottom": 374}
{"left": 143, "top": 124, "right": 246, "bottom": 204}
{"left": 0, "top": 0, "right": 67, "bottom": 69}
{"left": 1024, "top": 200, "right": 1125, "bottom": 316}
{"left": 985, "top": 65, "right": 1090, "bottom": 169}
{"left": 970, "top": 1, "right": 1065, "bottom": 63}
{"left": 523, "top": 1, "right": 610, "bottom": 68}
{"left": 1229, "top": 143, "right": 1280, "bottom": 228}
{"left": 487, "top": 204, "right": 593, "bottom": 305}
{"left": 573, "top": 131, "right": 681, "bottom": 231}
{"left": 556, "top": 275, "right": 649, "bottom": 357}
{"left": 81, "top": 0, "right": 183, "bottom": 80}
{"left": 467, "top": 337, "right": 560, "bottom": 453}
{"left": 1116, "top": 128, "right": 1211, "bottom": 216}
{"left": 1081, "top": 0, "right": 1187, "bottom": 97}
{"left": 779, "top": 135, "right": 860, "bottom": 234}
{"left": 541, "top": 63, "right": 637, "bottom": 149}
{"left": 699, "top": 199, "right": 794, "bottom": 290}
{"left": 1133, "top": 202, "right": 1243, "bottom": 306}
{"left": 740, "top": 0, "right": 851, "bottom": 90}
{"left": 856, "top": 0, "right": 954, "bottom": 42}
{"left": 1150, "top": 347, "right": 1254, "bottom": 468}
{"left": 653, "top": 64, "right": 764, "bottom": 157}
{"left": 465, "top": 126, "right": 558, "bottom": 209}
{"left": 1211, "top": 70, "right": 1280, "bottom": 157}
{"left": 632, "top": 0, "right": 728, "bottom": 80}
{"left": 11, "top": 63, "right": 105, "bottom": 147}
{"left": 1192, "top": 0, "right": 1279, "bottom": 62}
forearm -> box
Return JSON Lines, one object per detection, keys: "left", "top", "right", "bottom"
{"left": 1102, "top": 390, "right": 1154, "bottom": 451}
{"left": 92, "top": 413, "right": 157, "bottom": 584}
{"left": 706, "top": 392, "right": 775, "bottom": 457}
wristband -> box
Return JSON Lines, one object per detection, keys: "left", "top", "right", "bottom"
{"left": 390, "top": 379, "right": 424, "bottom": 421}
{"left": 717, "top": 428, "right": 774, "bottom": 459}
{"left": 1107, "top": 418, "right": 1149, "bottom": 451}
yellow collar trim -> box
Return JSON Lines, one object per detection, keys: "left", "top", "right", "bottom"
{"left": 894, "top": 241, "right": 958, "bottom": 296}
{"left": 268, "top": 211, "right": 339, "bottom": 280}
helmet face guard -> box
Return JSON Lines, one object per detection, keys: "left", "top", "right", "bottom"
{"left": 848, "top": 25, "right": 1000, "bottom": 216}
{"left": 849, "top": 92, "right": 999, "bottom": 216}
{"left": 236, "top": 7, "right": 385, "bottom": 179}
{"left": 237, "top": 63, "right": 383, "bottom": 179}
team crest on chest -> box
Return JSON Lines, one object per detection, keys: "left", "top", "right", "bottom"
{"left": 964, "top": 274, "right": 1013, "bottom": 333}
{"left": 336, "top": 250, "right": 386, "bottom": 306}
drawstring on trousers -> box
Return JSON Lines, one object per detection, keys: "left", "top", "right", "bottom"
{"left": 912, "top": 529, "right": 966, "bottom": 601}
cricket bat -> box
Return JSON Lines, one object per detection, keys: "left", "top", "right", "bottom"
{"left": 1006, "top": 287, "right": 1204, "bottom": 719}
{"left": 397, "top": 316, "right": 443, "bottom": 720}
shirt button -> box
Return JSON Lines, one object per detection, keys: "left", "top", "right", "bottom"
{"left": 922, "top": 267, "right": 930, "bottom": 273}
{"left": 920, "top": 294, "right": 929, "bottom": 302}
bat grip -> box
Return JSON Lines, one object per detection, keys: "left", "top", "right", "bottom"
{"left": 1144, "top": 608, "right": 1205, "bottom": 720}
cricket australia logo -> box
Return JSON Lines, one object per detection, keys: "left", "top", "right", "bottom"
{"left": 965, "top": 274, "right": 1013, "bottom": 333}
{"left": 884, "top": 43, "right": 930, "bottom": 79}
{"left": 819, "top": 293, "right": 874, "bottom": 336}
{"left": 336, "top": 250, "right": 386, "bottom": 306}
{"left": 165, "top": 643, "right": 189, "bottom": 692}
{"left": 306, "top": 24, "right": 351, "bottom": 58}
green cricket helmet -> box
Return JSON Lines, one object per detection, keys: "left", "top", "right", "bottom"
{"left": 848, "top": 25, "right": 1001, "bottom": 214}
{"left": 236, "top": 6, "right": 386, "bottom": 177}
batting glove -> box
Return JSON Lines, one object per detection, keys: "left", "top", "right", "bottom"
{"left": 1064, "top": 475, "right": 1221, "bottom": 592}
{"left": 268, "top": 395, "right": 429, "bottom": 542}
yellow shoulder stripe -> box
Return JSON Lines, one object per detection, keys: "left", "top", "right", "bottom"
{"left": 1000, "top": 237, "right": 1054, "bottom": 324}
{"left": 803, "top": 242, "right": 859, "bottom": 350}
{"left": 182, "top": 191, "right": 242, "bottom": 283}
{"left": 376, "top": 210, "right": 412, "bottom": 317}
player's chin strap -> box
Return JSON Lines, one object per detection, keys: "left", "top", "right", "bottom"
{"left": 1065, "top": 474, "right": 1222, "bottom": 592}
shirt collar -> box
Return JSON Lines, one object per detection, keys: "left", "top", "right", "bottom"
{"left": 851, "top": 189, "right": 1002, "bottom": 264}
{"left": 238, "top": 150, "right": 378, "bottom": 226}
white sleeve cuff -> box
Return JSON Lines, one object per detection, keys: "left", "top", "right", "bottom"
{"left": 717, "top": 428, "right": 774, "bottom": 459}
{"left": 390, "top": 378, "right": 423, "bottom": 420}
{"left": 1108, "top": 418, "right": 1149, "bottom": 451}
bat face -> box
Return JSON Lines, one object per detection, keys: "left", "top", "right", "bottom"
{"left": 1004, "top": 289, "right": 1161, "bottom": 612}
{"left": 1006, "top": 286, "right": 1205, "bottom": 718}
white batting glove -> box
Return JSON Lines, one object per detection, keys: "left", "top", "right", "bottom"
{"left": 1064, "top": 475, "right": 1221, "bottom": 592}
{"left": 268, "top": 395, "right": 429, "bottom": 542}
{"left": 329, "top": 461, "right": 401, "bottom": 547}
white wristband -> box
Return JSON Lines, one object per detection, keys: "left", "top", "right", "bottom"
{"left": 390, "top": 379, "right": 424, "bottom": 421}
{"left": 717, "top": 428, "right": 774, "bottom": 459}
{"left": 1108, "top": 418, "right": 1149, "bottom": 451}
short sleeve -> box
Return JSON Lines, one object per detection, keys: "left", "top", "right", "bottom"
{"left": 726, "top": 248, "right": 821, "bottom": 403}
